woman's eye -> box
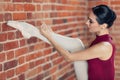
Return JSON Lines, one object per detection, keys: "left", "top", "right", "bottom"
{"left": 89, "top": 20, "right": 93, "bottom": 23}
{"left": 87, "top": 17, "right": 93, "bottom": 24}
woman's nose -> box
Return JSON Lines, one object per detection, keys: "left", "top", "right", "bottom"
{"left": 85, "top": 20, "right": 89, "bottom": 26}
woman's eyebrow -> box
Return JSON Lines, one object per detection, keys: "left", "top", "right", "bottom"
{"left": 88, "top": 17, "right": 95, "bottom": 22}
{"left": 88, "top": 17, "right": 92, "bottom": 20}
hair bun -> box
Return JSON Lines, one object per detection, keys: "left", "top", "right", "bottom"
{"left": 92, "top": 5, "right": 116, "bottom": 28}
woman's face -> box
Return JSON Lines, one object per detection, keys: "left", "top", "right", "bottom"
{"left": 86, "top": 12, "right": 101, "bottom": 33}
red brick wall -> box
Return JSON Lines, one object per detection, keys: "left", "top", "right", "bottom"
{"left": 88, "top": 1, "right": 120, "bottom": 80}
{"left": 0, "top": 0, "right": 87, "bottom": 80}
{"left": 0, "top": 0, "right": 120, "bottom": 80}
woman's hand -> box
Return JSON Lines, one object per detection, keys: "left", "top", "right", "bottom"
{"left": 40, "top": 23, "right": 53, "bottom": 39}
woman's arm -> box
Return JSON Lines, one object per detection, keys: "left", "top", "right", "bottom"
{"left": 40, "top": 24, "right": 113, "bottom": 61}
{"left": 70, "top": 42, "right": 112, "bottom": 61}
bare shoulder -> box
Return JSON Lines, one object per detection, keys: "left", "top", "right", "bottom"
{"left": 70, "top": 42, "right": 113, "bottom": 61}
{"left": 93, "top": 42, "right": 112, "bottom": 48}
{"left": 96, "top": 42, "right": 113, "bottom": 60}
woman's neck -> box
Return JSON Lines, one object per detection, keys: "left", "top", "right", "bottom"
{"left": 96, "top": 29, "right": 109, "bottom": 36}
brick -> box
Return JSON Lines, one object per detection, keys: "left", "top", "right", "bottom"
{"left": 19, "top": 39, "right": 26, "bottom": 47}
{"left": 96, "top": 1, "right": 108, "bottom": 5}
{"left": 0, "top": 53, "right": 5, "bottom": 62}
{"left": 68, "top": 0, "right": 81, "bottom": 5}
{"left": 43, "top": 63, "right": 51, "bottom": 70}
{"left": 34, "top": 13, "right": 43, "bottom": 19}
{"left": 53, "top": 19, "right": 63, "bottom": 24}
{"left": 13, "top": 0, "right": 25, "bottom": 2}
{"left": 44, "top": 71, "right": 50, "bottom": 78}
{"left": 26, "top": 52, "right": 41, "bottom": 61}
{"left": 56, "top": 5, "right": 64, "bottom": 10}
{"left": 18, "top": 74, "right": 25, "bottom": 80}
{"left": 6, "top": 51, "right": 14, "bottom": 60}
{"left": 0, "top": 64, "right": 2, "bottom": 71}
{"left": 34, "top": 43, "right": 45, "bottom": 50}
{"left": 43, "top": 48, "right": 52, "bottom": 56}
{"left": 4, "top": 41, "right": 19, "bottom": 50}
{"left": 26, "top": 67, "right": 42, "bottom": 78}
{"left": 0, "top": 72, "right": 6, "bottom": 80}
{"left": 7, "top": 32, "right": 16, "bottom": 40}
{"left": 111, "top": 1, "right": 120, "bottom": 5}
{"left": 13, "top": 13, "right": 26, "bottom": 20}
{"left": 0, "top": 44, "right": 3, "bottom": 52}
{"left": 26, "top": 66, "right": 42, "bottom": 79}
{"left": 36, "top": 4, "right": 41, "bottom": 11}
{"left": 49, "top": 66, "right": 57, "bottom": 74}
{"left": 15, "top": 47, "right": 28, "bottom": 57}
{"left": 4, "top": 0, "right": 11, "bottom": 2}
{"left": 4, "top": 3, "right": 14, "bottom": 11}
{"left": 67, "top": 75, "right": 76, "bottom": 80}
{"left": 46, "top": 77, "right": 52, "bottom": 80}
{"left": 36, "top": 20, "right": 42, "bottom": 26}
{"left": 37, "top": 66, "right": 43, "bottom": 72}
{"left": 57, "top": 0, "right": 67, "bottom": 4}
{"left": 16, "top": 63, "right": 29, "bottom": 75}
{"left": 52, "top": 25, "right": 61, "bottom": 31}
{"left": 50, "top": 52, "right": 59, "bottom": 60}
{"left": 29, "top": 61, "right": 35, "bottom": 69}
{"left": 6, "top": 69, "right": 14, "bottom": 78}
{"left": 43, "top": 12, "right": 49, "bottom": 18}
{"left": 61, "top": 70, "right": 75, "bottom": 80}
{"left": 52, "top": 74, "right": 57, "bottom": 80}
{"left": 4, "top": 60, "right": 17, "bottom": 70}
{"left": 28, "top": 45, "right": 34, "bottom": 52}
{"left": 4, "top": 13, "right": 12, "bottom": 21}
{"left": 59, "top": 62, "right": 70, "bottom": 69}
{"left": 2, "top": 23, "right": 14, "bottom": 31}
{"left": 45, "top": 56, "right": 51, "bottom": 62}
{"left": 64, "top": 6, "right": 76, "bottom": 11}
{"left": 50, "top": 0, "right": 56, "bottom": 3}
{"left": 50, "top": 12, "right": 57, "bottom": 18}
{"left": 25, "top": 0, "right": 32, "bottom": 2}
{"left": 15, "top": 30, "right": 23, "bottom": 38}
{"left": 35, "top": 73, "right": 45, "bottom": 80}
{"left": 27, "top": 37, "right": 38, "bottom": 44}
{"left": 35, "top": 58, "right": 45, "bottom": 66}
{"left": 0, "top": 13, "right": 4, "bottom": 21}
{"left": 53, "top": 57, "right": 64, "bottom": 65}
{"left": 27, "top": 13, "right": 33, "bottom": 19}
{"left": 18, "top": 56, "right": 25, "bottom": 64}
{"left": 36, "top": 51, "right": 43, "bottom": 58}
{"left": 0, "top": 3, "right": 4, "bottom": 11}
{"left": 43, "top": 5, "right": 52, "bottom": 10}
{"left": 14, "top": 4, "right": 24, "bottom": 11}
{"left": 10, "top": 77, "right": 17, "bottom": 80}
{"left": 43, "top": 19, "right": 53, "bottom": 25}
{"left": 0, "top": 24, "right": 2, "bottom": 29}
{"left": 33, "top": 0, "right": 43, "bottom": 3}
{"left": 24, "top": 4, "right": 35, "bottom": 11}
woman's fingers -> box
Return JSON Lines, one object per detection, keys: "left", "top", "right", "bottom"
{"left": 48, "top": 25, "right": 53, "bottom": 32}
{"left": 40, "top": 23, "right": 53, "bottom": 38}
{"left": 41, "top": 23, "right": 53, "bottom": 33}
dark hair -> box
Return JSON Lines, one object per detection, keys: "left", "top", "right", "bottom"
{"left": 92, "top": 4, "right": 116, "bottom": 28}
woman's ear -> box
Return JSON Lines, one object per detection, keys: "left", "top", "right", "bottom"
{"left": 101, "top": 23, "right": 108, "bottom": 29}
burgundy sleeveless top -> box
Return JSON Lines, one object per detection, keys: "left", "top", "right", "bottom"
{"left": 87, "top": 34, "right": 116, "bottom": 80}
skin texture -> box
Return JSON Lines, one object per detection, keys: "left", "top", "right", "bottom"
{"left": 40, "top": 12, "right": 113, "bottom": 62}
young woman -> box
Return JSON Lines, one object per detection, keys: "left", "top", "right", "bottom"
{"left": 40, "top": 5, "right": 116, "bottom": 80}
